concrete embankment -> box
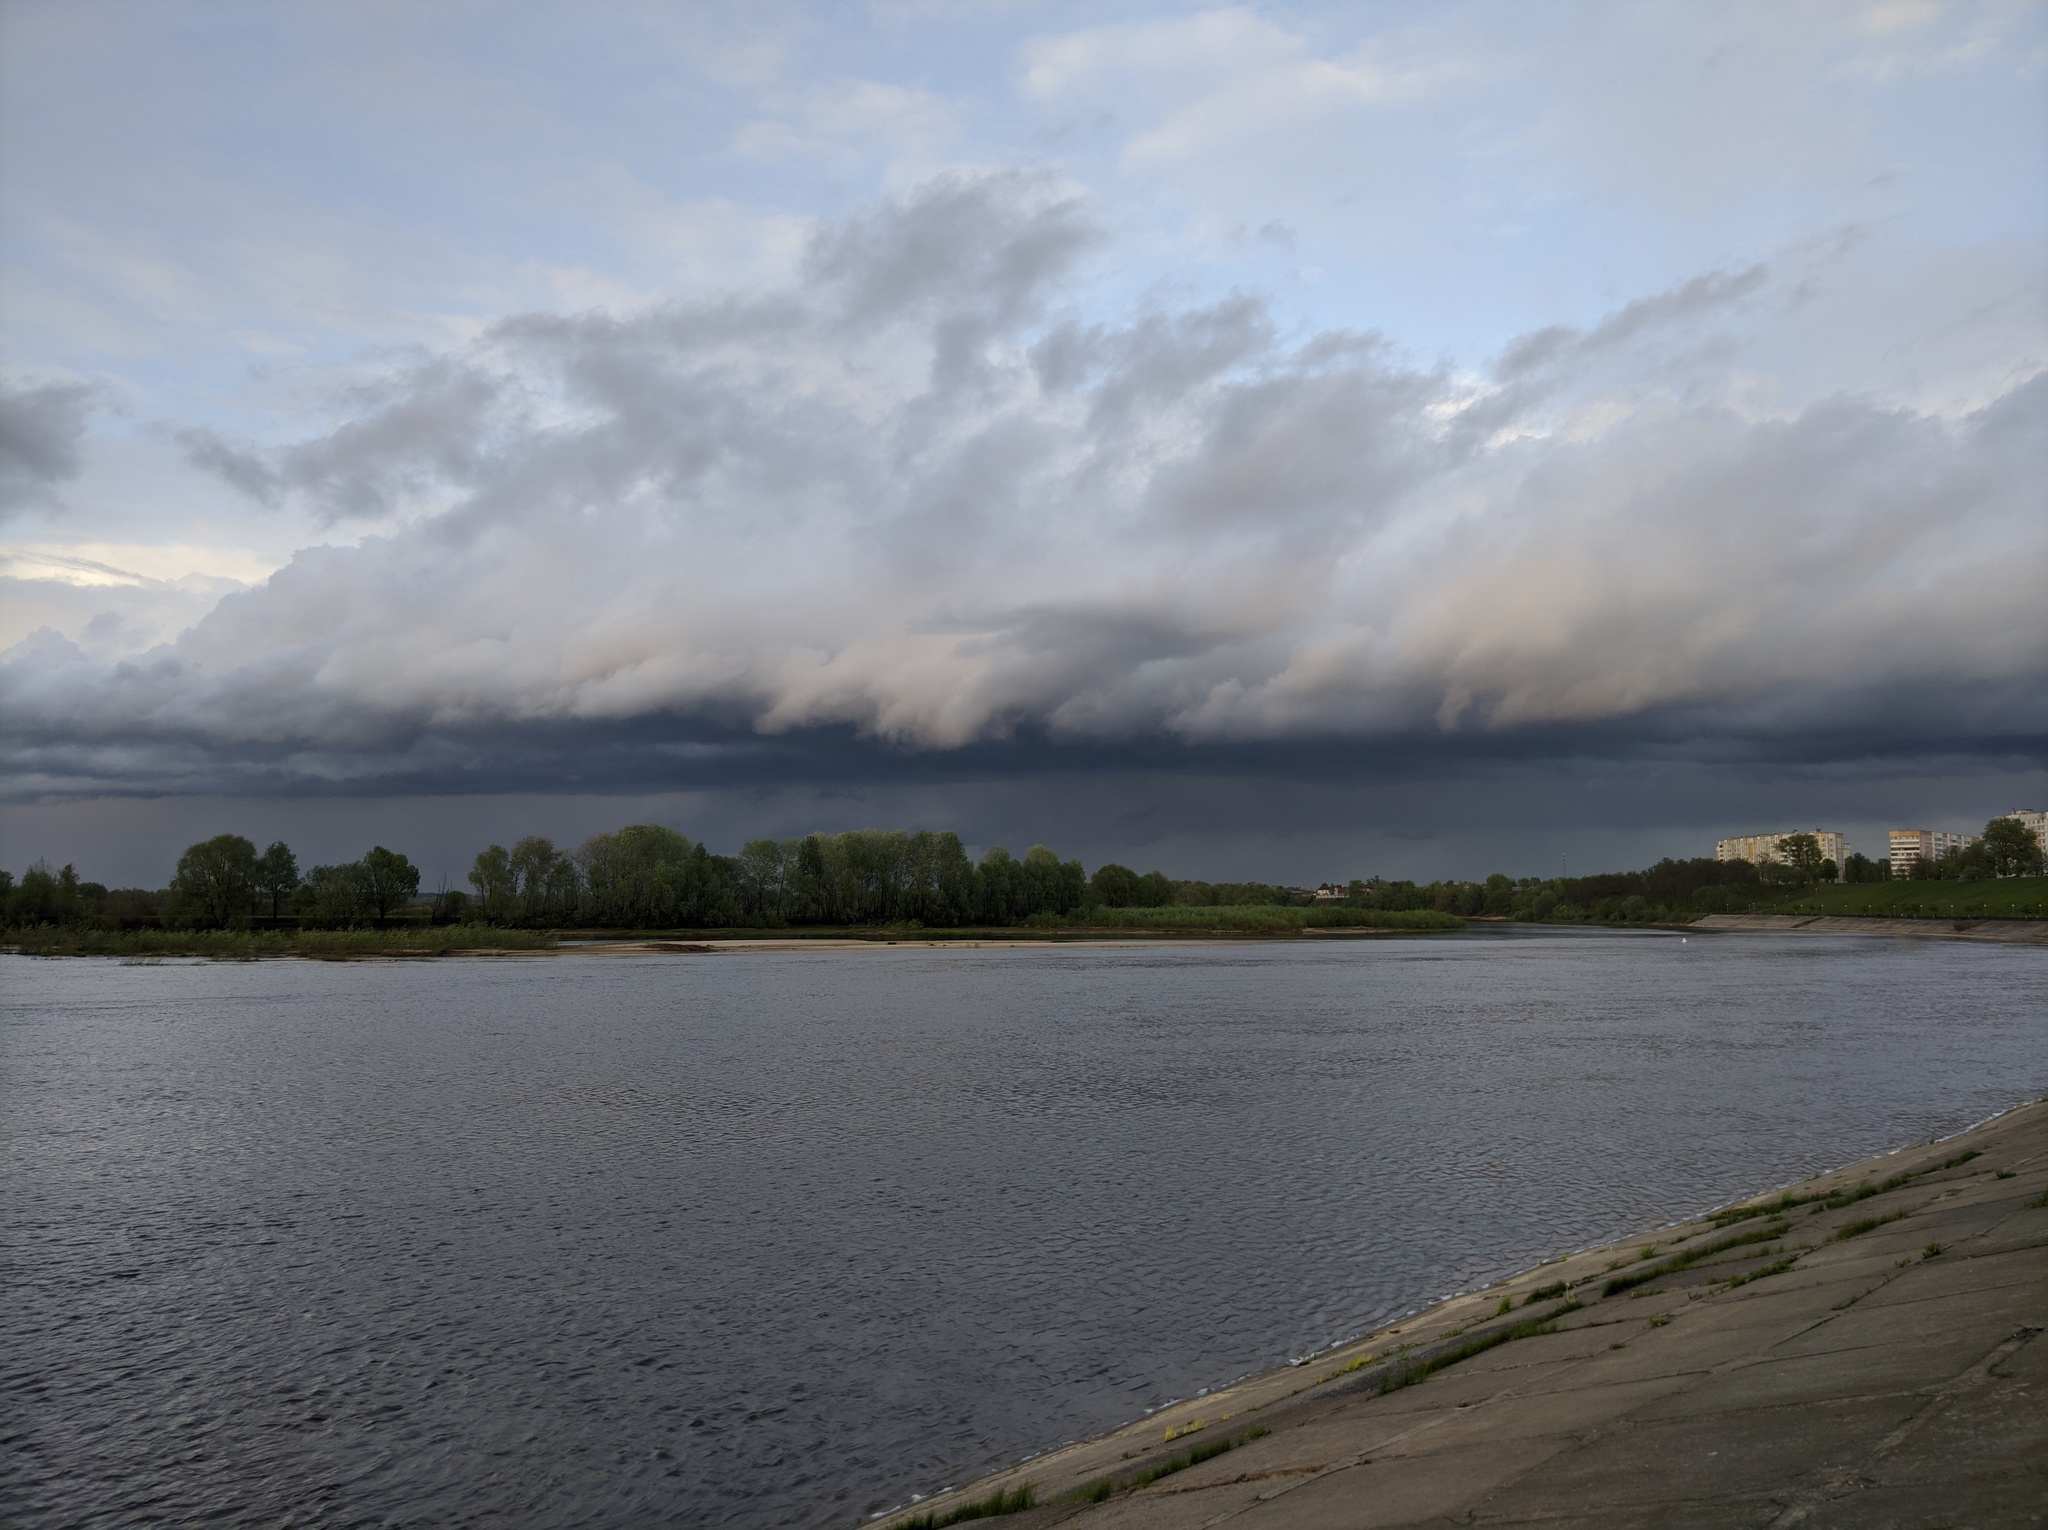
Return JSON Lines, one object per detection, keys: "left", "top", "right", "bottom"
{"left": 873, "top": 1101, "right": 2048, "bottom": 1528}
{"left": 1691, "top": 913, "right": 2048, "bottom": 945}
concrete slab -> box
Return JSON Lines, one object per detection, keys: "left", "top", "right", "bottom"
{"left": 1473, "top": 1504, "right": 1785, "bottom": 1530}
{"left": 1624, "top": 1331, "right": 2012, "bottom": 1419}
{"left": 1465, "top": 1397, "right": 1926, "bottom": 1513}
{"left": 1855, "top": 1246, "right": 2048, "bottom": 1306}
{"left": 1229, "top": 1437, "right": 1574, "bottom": 1529}
{"left": 1768, "top": 1283, "right": 2045, "bottom": 1360}
{"left": 1792, "top": 1476, "right": 2048, "bottom": 1528}
{"left": 865, "top": 1102, "right": 2048, "bottom": 1530}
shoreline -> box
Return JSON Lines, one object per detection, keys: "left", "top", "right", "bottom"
{"left": 866, "top": 1098, "right": 2048, "bottom": 1527}
{"left": 1690, "top": 912, "right": 2048, "bottom": 945}
{"left": 10, "top": 914, "right": 2047, "bottom": 960}
{"left": 0, "top": 925, "right": 1462, "bottom": 960}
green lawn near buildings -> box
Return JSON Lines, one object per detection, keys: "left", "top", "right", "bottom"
{"left": 1754, "top": 877, "right": 2048, "bottom": 921}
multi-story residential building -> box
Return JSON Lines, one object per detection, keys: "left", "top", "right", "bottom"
{"left": 1714, "top": 831, "right": 1850, "bottom": 880}
{"left": 1887, "top": 829, "right": 1974, "bottom": 877}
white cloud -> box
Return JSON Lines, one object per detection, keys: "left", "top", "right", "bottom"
{"left": 3, "top": 173, "right": 2039, "bottom": 800}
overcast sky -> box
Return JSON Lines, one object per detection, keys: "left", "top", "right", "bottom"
{"left": 2, "top": 0, "right": 2043, "bottom": 888}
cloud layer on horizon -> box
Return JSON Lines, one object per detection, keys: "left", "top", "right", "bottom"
{"left": 3, "top": 170, "right": 2042, "bottom": 804}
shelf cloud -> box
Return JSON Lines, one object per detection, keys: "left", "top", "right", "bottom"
{"left": 4, "top": 169, "right": 2041, "bottom": 807}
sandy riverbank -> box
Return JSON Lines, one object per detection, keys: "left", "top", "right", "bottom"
{"left": 548, "top": 929, "right": 1443, "bottom": 955}
{"left": 869, "top": 1099, "right": 2048, "bottom": 1528}
{"left": 1691, "top": 913, "right": 2048, "bottom": 945}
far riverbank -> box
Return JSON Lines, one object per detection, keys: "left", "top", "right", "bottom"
{"left": 1692, "top": 912, "right": 2048, "bottom": 945}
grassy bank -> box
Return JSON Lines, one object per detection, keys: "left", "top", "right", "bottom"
{"left": 4, "top": 925, "right": 557, "bottom": 959}
{"left": 1746, "top": 876, "right": 2048, "bottom": 920}
{"left": 1075, "top": 905, "right": 1463, "bottom": 933}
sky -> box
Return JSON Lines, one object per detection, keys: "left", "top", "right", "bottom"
{"left": 2, "top": 0, "right": 2044, "bottom": 890}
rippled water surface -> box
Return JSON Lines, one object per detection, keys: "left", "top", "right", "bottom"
{"left": 4, "top": 930, "right": 2045, "bottom": 1527}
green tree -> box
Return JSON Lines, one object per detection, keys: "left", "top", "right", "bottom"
{"left": 1089, "top": 862, "right": 1141, "bottom": 908}
{"left": 8, "top": 862, "right": 78, "bottom": 925}
{"left": 362, "top": 846, "right": 421, "bottom": 920}
{"left": 167, "top": 835, "right": 259, "bottom": 928}
{"left": 1135, "top": 870, "right": 1175, "bottom": 906}
{"left": 736, "top": 839, "right": 787, "bottom": 919}
{"left": 1776, "top": 834, "right": 1824, "bottom": 884}
{"left": 302, "top": 862, "right": 372, "bottom": 924}
{"left": 975, "top": 846, "right": 1021, "bottom": 923}
{"left": 469, "top": 844, "right": 515, "bottom": 921}
{"left": 508, "top": 836, "right": 578, "bottom": 924}
{"left": 1981, "top": 817, "right": 2043, "bottom": 878}
{"left": 1020, "top": 845, "right": 1085, "bottom": 916}
{"left": 255, "top": 841, "right": 299, "bottom": 919}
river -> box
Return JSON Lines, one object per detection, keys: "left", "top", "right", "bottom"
{"left": 3, "top": 929, "right": 2043, "bottom": 1526}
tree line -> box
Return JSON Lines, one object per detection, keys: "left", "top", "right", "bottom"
{"left": 5, "top": 815, "right": 2038, "bottom": 934}
{"left": 459, "top": 826, "right": 1303, "bottom": 929}
{"left": 0, "top": 825, "right": 1305, "bottom": 932}
{"left": 0, "top": 837, "right": 422, "bottom": 932}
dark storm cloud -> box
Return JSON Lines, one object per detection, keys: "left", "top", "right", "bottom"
{"left": 4, "top": 173, "right": 2043, "bottom": 804}
{"left": 0, "top": 380, "right": 95, "bottom": 516}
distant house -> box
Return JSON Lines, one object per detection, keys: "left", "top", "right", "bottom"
{"left": 1887, "top": 829, "right": 1975, "bottom": 877}
{"left": 1714, "top": 831, "right": 1850, "bottom": 882}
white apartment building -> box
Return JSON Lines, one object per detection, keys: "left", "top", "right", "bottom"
{"left": 1888, "top": 829, "right": 1974, "bottom": 877}
{"left": 1714, "top": 831, "right": 1850, "bottom": 880}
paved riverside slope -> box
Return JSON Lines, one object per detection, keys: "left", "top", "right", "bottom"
{"left": 874, "top": 1102, "right": 2048, "bottom": 1529}
{"left": 1691, "top": 914, "right": 2048, "bottom": 945}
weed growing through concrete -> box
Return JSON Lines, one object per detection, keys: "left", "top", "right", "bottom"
{"left": 1496, "top": 1296, "right": 1513, "bottom": 1316}
{"left": 1714, "top": 1249, "right": 1805, "bottom": 1290}
{"left": 1066, "top": 1427, "right": 1271, "bottom": 1503}
{"left": 1834, "top": 1210, "right": 1910, "bottom": 1241}
{"left": 1924, "top": 1242, "right": 1943, "bottom": 1258}
{"left": 895, "top": 1484, "right": 1037, "bottom": 1528}
{"left": 2028, "top": 1190, "right": 2048, "bottom": 1209}
{"left": 1319, "top": 1351, "right": 1378, "bottom": 1384}
{"left": 1995, "top": 1169, "right": 2015, "bottom": 1179}
{"left": 1605, "top": 1222, "right": 1786, "bottom": 1296}
{"left": 1710, "top": 1151, "right": 1980, "bottom": 1230}
{"left": 1527, "top": 1281, "right": 1568, "bottom": 1303}
{"left": 1377, "top": 1303, "right": 1582, "bottom": 1394}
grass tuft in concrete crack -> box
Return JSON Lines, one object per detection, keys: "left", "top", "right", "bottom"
{"left": 1834, "top": 1210, "right": 1910, "bottom": 1241}
{"left": 895, "top": 1484, "right": 1037, "bottom": 1528}
{"left": 1604, "top": 1222, "right": 1785, "bottom": 1296}
{"left": 1066, "top": 1427, "right": 1271, "bottom": 1503}
{"left": 1378, "top": 1303, "right": 1582, "bottom": 1394}
{"left": 1709, "top": 1150, "right": 1980, "bottom": 1230}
